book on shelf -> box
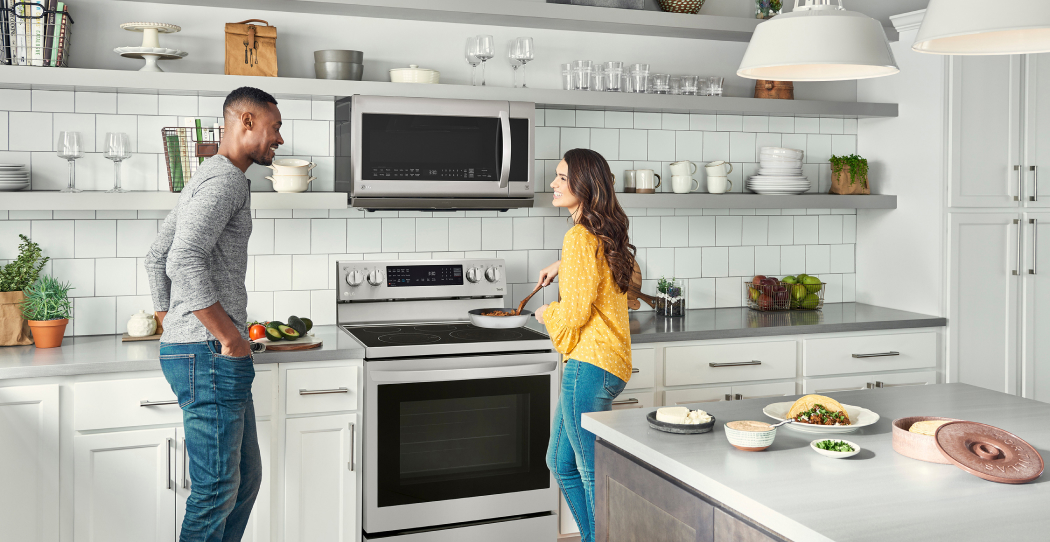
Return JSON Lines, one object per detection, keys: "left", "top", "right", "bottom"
{"left": 164, "top": 134, "right": 185, "bottom": 192}
{"left": 14, "top": 0, "right": 27, "bottom": 65}
{"left": 52, "top": 2, "right": 64, "bottom": 66}
{"left": 0, "top": 0, "right": 9, "bottom": 65}
{"left": 41, "top": 0, "right": 56, "bottom": 66}
{"left": 29, "top": 0, "right": 43, "bottom": 66}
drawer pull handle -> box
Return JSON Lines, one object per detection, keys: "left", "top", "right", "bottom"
{"left": 612, "top": 398, "right": 639, "bottom": 406}
{"left": 141, "top": 399, "right": 179, "bottom": 407}
{"left": 631, "top": 367, "right": 640, "bottom": 374}
{"left": 709, "top": 360, "right": 761, "bottom": 367}
{"left": 348, "top": 422, "right": 356, "bottom": 472}
{"left": 818, "top": 387, "right": 865, "bottom": 393}
{"left": 851, "top": 351, "right": 900, "bottom": 359}
{"left": 299, "top": 387, "right": 349, "bottom": 396}
{"left": 182, "top": 438, "right": 190, "bottom": 489}
{"left": 166, "top": 438, "right": 173, "bottom": 490}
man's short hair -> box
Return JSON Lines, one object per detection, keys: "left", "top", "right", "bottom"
{"left": 223, "top": 87, "right": 278, "bottom": 120}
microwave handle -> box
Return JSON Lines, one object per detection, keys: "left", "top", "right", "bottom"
{"left": 370, "top": 361, "right": 556, "bottom": 383}
{"left": 499, "top": 109, "right": 511, "bottom": 189}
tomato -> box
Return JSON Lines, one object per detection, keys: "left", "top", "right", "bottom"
{"left": 249, "top": 324, "right": 267, "bottom": 341}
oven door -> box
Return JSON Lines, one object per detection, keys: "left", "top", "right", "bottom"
{"left": 364, "top": 352, "right": 559, "bottom": 534}
{"left": 349, "top": 95, "right": 532, "bottom": 199}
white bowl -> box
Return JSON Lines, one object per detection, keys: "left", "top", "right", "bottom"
{"left": 810, "top": 439, "right": 861, "bottom": 459}
{"left": 267, "top": 159, "right": 316, "bottom": 176}
{"left": 760, "top": 147, "right": 804, "bottom": 158}
{"left": 724, "top": 423, "right": 777, "bottom": 451}
{"left": 390, "top": 64, "right": 440, "bottom": 84}
{"left": 265, "top": 175, "right": 315, "bottom": 193}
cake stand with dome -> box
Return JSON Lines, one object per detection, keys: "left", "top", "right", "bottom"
{"left": 114, "top": 22, "right": 188, "bottom": 72}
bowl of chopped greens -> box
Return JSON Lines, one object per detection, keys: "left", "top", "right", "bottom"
{"left": 810, "top": 439, "right": 861, "bottom": 459}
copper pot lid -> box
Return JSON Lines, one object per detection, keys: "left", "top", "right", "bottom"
{"left": 935, "top": 421, "right": 1044, "bottom": 484}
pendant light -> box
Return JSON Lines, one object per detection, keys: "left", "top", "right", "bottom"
{"left": 913, "top": 0, "right": 1050, "bottom": 55}
{"left": 737, "top": 0, "right": 899, "bottom": 82}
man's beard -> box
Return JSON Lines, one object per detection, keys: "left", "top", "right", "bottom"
{"left": 249, "top": 148, "right": 274, "bottom": 167}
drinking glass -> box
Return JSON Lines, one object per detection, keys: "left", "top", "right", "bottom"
{"left": 561, "top": 63, "right": 574, "bottom": 90}
{"left": 604, "top": 61, "right": 623, "bottom": 92}
{"left": 509, "top": 37, "right": 534, "bottom": 88}
{"left": 473, "top": 35, "right": 495, "bottom": 86}
{"left": 649, "top": 73, "right": 670, "bottom": 94}
{"left": 706, "top": 76, "right": 725, "bottom": 97}
{"left": 680, "top": 75, "right": 700, "bottom": 96}
{"left": 593, "top": 65, "right": 607, "bottom": 92}
{"left": 103, "top": 132, "right": 132, "bottom": 193}
{"left": 630, "top": 63, "right": 649, "bottom": 93}
{"left": 572, "top": 60, "right": 593, "bottom": 91}
{"left": 465, "top": 37, "right": 481, "bottom": 86}
{"left": 56, "top": 131, "right": 83, "bottom": 193}
{"left": 669, "top": 76, "right": 681, "bottom": 95}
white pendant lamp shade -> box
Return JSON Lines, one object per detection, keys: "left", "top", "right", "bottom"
{"left": 913, "top": 0, "right": 1050, "bottom": 55}
{"left": 737, "top": 0, "right": 899, "bottom": 82}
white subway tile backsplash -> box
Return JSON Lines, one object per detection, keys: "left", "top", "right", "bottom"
{"left": 274, "top": 219, "right": 311, "bottom": 255}
{"left": 715, "top": 216, "right": 742, "bottom": 246}
{"left": 513, "top": 217, "right": 544, "bottom": 250}
{"left": 807, "top": 134, "right": 832, "bottom": 165}
{"left": 74, "top": 220, "right": 116, "bottom": 258}
{"left": 794, "top": 117, "right": 820, "bottom": 134}
{"left": 576, "top": 110, "right": 604, "bottom": 128}
{"left": 53, "top": 258, "right": 94, "bottom": 297}
{"left": 116, "top": 295, "right": 154, "bottom": 328}
{"left": 632, "top": 217, "right": 661, "bottom": 247}
{"left": 806, "top": 244, "right": 830, "bottom": 274}
{"left": 116, "top": 219, "right": 157, "bottom": 258}
{"left": 30, "top": 220, "right": 74, "bottom": 258}
{"left": 740, "top": 216, "right": 768, "bottom": 246}
{"left": 605, "top": 111, "right": 633, "bottom": 129}
{"left": 0, "top": 111, "right": 6, "bottom": 150}
{"left": 0, "top": 89, "right": 31, "bottom": 111}
{"left": 634, "top": 112, "right": 661, "bottom": 130}
{"left": 292, "top": 120, "right": 329, "bottom": 156}
{"left": 381, "top": 218, "right": 416, "bottom": 252}
{"left": 274, "top": 291, "right": 311, "bottom": 321}
{"left": 729, "top": 132, "right": 757, "bottom": 163}
{"left": 831, "top": 134, "right": 857, "bottom": 156}
{"left": 55, "top": 211, "right": 94, "bottom": 219}
{"left": 780, "top": 133, "right": 807, "bottom": 154}
{"left": 416, "top": 218, "right": 450, "bottom": 252}
{"left": 52, "top": 113, "right": 95, "bottom": 152}
{"left": 74, "top": 297, "right": 116, "bottom": 336}
{"left": 96, "top": 258, "right": 137, "bottom": 297}
{"left": 280, "top": 99, "right": 313, "bottom": 120}
{"left": 11, "top": 112, "right": 52, "bottom": 151}
{"left": 310, "top": 290, "right": 337, "bottom": 325}
{"left": 246, "top": 292, "right": 274, "bottom": 322}
{"left": 688, "top": 216, "right": 716, "bottom": 246}
{"left": 647, "top": 130, "right": 676, "bottom": 162}
{"left": 482, "top": 217, "right": 513, "bottom": 250}
{"left": 830, "top": 244, "right": 855, "bottom": 273}
{"left": 561, "top": 127, "right": 590, "bottom": 154}
{"left": 255, "top": 255, "right": 292, "bottom": 291}
{"left": 688, "top": 278, "right": 716, "bottom": 309}
{"left": 843, "top": 215, "right": 857, "bottom": 243}
{"left": 544, "top": 216, "right": 572, "bottom": 250}
{"left": 728, "top": 246, "right": 754, "bottom": 277}
{"left": 780, "top": 245, "right": 806, "bottom": 274}
{"left": 754, "top": 246, "right": 780, "bottom": 275}
{"left": 716, "top": 115, "right": 743, "bottom": 132}
{"left": 312, "top": 99, "right": 335, "bottom": 121}
{"left": 198, "top": 96, "right": 225, "bottom": 118}
{"left": 675, "top": 131, "right": 703, "bottom": 163}
{"left": 619, "top": 129, "right": 647, "bottom": 161}
{"left": 842, "top": 273, "right": 856, "bottom": 302}
{"left": 135, "top": 116, "right": 174, "bottom": 154}
{"left": 292, "top": 255, "right": 329, "bottom": 290}
{"left": 646, "top": 248, "right": 675, "bottom": 279}
{"left": 742, "top": 116, "right": 769, "bottom": 133}
{"left": 32, "top": 90, "right": 73, "bottom": 112}
{"left": 448, "top": 218, "right": 482, "bottom": 251}
{"left": 715, "top": 277, "right": 742, "bottom": 308}
{"left": 590, "top": 129, "right": 619, "bottom": 160}
{"left": 293, "top": 210, "right": 328, "bottom": 219}
{"left": 674, "top": 247, "right": 702, "bottom": 278}
{"left": 844, "top": 118, "right": 858, "bottom": 135}
{"left": 535, "top": 127, "right": 560, "bottom": 159}
{"left": 660, "top": 217, "right": 688, "bottom": 247}
{"left": 117, "top": 93, "right": 158, "bottom": 116}
{"left": 822, "top": 273, "right": 843, "bottom": 303}
{"left": 754, "top": 133, "right": 782, "bottom": 155}
{"left": 701, "top": 247, "right": 728, "bottom": 277}
{"left": 793, "top": 216, "right": 818, "bottom": 245}
{"left": 818, "top": 215, "right": 843, "bottom": 244}
{"left": 545, "top": 109, "right": 575, "bottom": 127}
{"left": 248, "top": 219, "right": 275, "bottom": 255}
{"left": 702, "top": 132, "right": 730, "bottom": 162}
{"left": 311, "top": 218, "right": 347, "bottom": 254}
{"left": 497, "top": 250, "right": 528, "bottom": 283}
{"left": 158, "top": 95, "right": 198, "bottom": 117}
{"left": 662, "top": 114, "right": 689, "bottom": 131}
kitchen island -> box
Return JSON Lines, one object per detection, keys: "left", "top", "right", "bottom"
{"left": 582, "top": 384, "right": 1048, "bottom": 542}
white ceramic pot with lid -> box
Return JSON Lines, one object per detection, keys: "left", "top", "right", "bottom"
{"left": 390, "top": 65, "right": 440, "bottom": 84}
{"left": 266, "top": 175, "right": 316, "bottom": 193}
{"left": 127, "top": 310, "right": 157, "bottom": 337}
{"left": 267, "top": 158, "right": 316, "bottom": 176}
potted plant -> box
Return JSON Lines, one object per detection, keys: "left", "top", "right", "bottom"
{"left": 829, "top": 154, "right": 871, "bottom": 195}
{"left": 657, "top": 277, "right": 686, "bottom": 317}
{"left": 21, "top": 276, "right": 73, "bottom": 349}
{"left": 0, "top": 234, "right": 49, "bottom": 347}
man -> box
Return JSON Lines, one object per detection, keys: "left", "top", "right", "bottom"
{"left": 146, "top": 86, "right": 283, "bottom": 542}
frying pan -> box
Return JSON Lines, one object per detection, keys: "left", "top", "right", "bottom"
{"left": 470, "top": 283, "right": 544, "bottom": 329}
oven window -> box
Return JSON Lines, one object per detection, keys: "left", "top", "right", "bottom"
{"left": 377, "top": 375, "right": 551, "bottom": 507}
{"left": 362, "top": 113, "right": 501, "bottom": 181}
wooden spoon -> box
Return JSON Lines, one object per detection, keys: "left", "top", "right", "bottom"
{"left": 515, "top": 283, "right": 544, "bottom": 315}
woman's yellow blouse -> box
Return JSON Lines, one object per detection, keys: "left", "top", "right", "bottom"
{"left": 543, "top": 224, "right": 633, "bottom": 382}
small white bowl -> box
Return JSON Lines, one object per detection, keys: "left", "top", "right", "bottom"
{"left": 810, "top": 439, "right": 861, "bottom": 459}
{"left": 390, "top": 64, "right": 440, "bottom": 84}
{"left": 267, "top": 159, "right": 316, "bottom": 176}
{"left": 265, "top": 175, "right": 315, "bottom": 193}
{"left": 724, "top": 423, "right": 776, "bottom": 452}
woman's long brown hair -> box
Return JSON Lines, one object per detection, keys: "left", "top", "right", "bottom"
{"left": 563, "top": 148, "right": 637, "bottom": 294}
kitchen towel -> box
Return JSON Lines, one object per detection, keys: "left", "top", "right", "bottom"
{"left": 224, "top": 19, "right": 277, "bottom": 77}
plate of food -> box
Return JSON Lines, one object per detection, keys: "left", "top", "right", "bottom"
{"left": 763, "top": 394, "right": 879, "bottom": 434}
{"left": 647, "top": 407, "right": 716, "bottom": 434}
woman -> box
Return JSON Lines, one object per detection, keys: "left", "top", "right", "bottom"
{"left": 535, "top": 148, "right": 636, "bottom": 542}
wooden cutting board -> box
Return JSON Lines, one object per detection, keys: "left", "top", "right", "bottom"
{"left": 254, "top": 335, "right": 323, "bottom": 351}
{"left": 122, "top": 333, "right": 162, "bottom": 342}
{"left": 627, "top": 260, "right": 657, "bottom": 310}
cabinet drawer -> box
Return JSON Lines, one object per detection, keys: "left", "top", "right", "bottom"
{"left": 625, "top": 348, "right": 655, "bottom": 390}
{"left": 75, "top": 376, "right": 181, "bottom": 431}
{"left": 732, "top": 382, "right": 796, "bottom": 401}
{"left": 664, "top": 386, "right": 732, "bottom": 406}
{"left": 803, "top": 332, "right": 937, "bottom": 377}
{"left": 285, "top": 366, "right": 359, "bottom": 415}
{"left": 253, "top": 368, "right": 275, "bottom": 417}
{"left": 611, "top": 391, "right": 656, "bottom": 411}
{"left": 803, "top": 371, "right": 938, "bottom": 395}
{"left": 665, "top": 341, "right": 796, "bottom": 386}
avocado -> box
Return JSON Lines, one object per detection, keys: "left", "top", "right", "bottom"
{"left": 267, "top": 320, "right": 285, "bottom": 330}
{"left": 277, "top": 324, "right": 301, "bottom": 340}
{"left": 301, "top": 317, "right": 313, "bottom": 332}
{"left": 265, "top": 326, "right": 283, "bottom": 341}
{"left": 287, "top": 315, "right": 307, "bottom": 337}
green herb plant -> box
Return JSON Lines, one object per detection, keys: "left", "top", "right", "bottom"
{"left": 829, "top": 154, "right": 869, "bottom": 188}
{"left": 658, "top": 277, "right": 682, "bottom": 298}
{"left": 21, "top": 276, "right": 73, "bottom": 322}
{"left": 0, "top": 234, "right": 49, "bottom": 292}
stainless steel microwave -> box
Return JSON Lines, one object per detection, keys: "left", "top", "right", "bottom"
{"left": 335, "top": 95, "right": 535, "bottom": 210}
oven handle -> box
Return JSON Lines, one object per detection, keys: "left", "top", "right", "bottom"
{"left": 370, "top": 361, "right": 557, "bottom": 383}
{"left": 498, "top": 109, "right": 511, "bottom": 189}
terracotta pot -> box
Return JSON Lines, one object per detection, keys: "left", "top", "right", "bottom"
{"left": 27, "top": 319, "right": 69, "bottom": 349}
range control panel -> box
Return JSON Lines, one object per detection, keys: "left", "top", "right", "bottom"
{"left": 337, "top": 259, "right": 505, "bottom": 302}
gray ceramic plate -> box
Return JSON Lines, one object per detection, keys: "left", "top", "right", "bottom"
{"left": 647, "top": 411, "right": 716, "bottom": 434}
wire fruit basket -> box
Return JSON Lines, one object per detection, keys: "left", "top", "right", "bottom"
{"left": 1, "top": 2, "right": 74, "bottom": 67}
{"left": 162, "top": 126, "right": 223, "bottom": 192}
{"left": 744, "top": 280, "right": 825, "bottom": 312}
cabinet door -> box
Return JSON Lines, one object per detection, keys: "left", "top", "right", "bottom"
{"left": 950, "top": 213, "right": 1022, "bottom": 394}
{"left": 283, "top": 414, "right": 358, "bottom": 542}
{"left": 803, "top": 371, "right": 937, "bottom": 394}
{"left": 1025, "top": 213, "right": 1050, "bottom": 401}
{"left": 175, "top": 421, "right": 272, "bottom": 541}
{"left": 950, "top": 55, "right": 1024, "bottom": 207}
{"left": 0, "top": 384, "right": 59, "bottom": 542}
{"left": 74, "top": 428, "right": 177, "bottom": 542}
{"left": 1026, "top": 53, "right": 1050, "bottom": 206}
{"left": 663, "top": 386, "right": 732, "bottom": 406}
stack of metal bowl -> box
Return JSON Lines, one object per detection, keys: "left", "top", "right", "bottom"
{"left": 314, "top": 50, "right": 363, "bottom": 80}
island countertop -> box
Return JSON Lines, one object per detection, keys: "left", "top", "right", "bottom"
{"left": 0, "top": 302, "right": 944, "bottom": 380}
{"left": 582, "top": 384, "right": 1049, "bottom": 542}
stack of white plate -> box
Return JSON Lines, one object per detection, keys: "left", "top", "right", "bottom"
{"left": 749, "top": 147, "right": 809, "bottom": 195}
{"left": 0, "top": 164, "right": 29, "bottom": 191}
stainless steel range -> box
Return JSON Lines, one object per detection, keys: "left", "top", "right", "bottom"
{"left": 336, "top": 259, "right": 559, "bottom": 541}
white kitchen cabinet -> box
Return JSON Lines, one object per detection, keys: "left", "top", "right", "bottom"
{"left": 623, "top": 348, "right": 655, "bottom": 391}
{"left": 74, "top": 428, "right": 177, "bottom": 542}
{"left": 664, "top": 340, "right": 796, "bottom": 386}
{"left": 803, "top": 331, "right": 938, "bottom": 377}
{"left": 283, "top": 413, "right": 359, "bottom": 542}
{"left": 175, "top": 421, "right": 272, "bottom": 542}
{"left": 803, "top": 371, "right": 937, "bottom": 395}
{"left": 611, "top": 391, "right": 656, "bottom": 411}
{"left": 0, "top": 384, "right": 59, "bottom": 542}
{"left": 1025, "top": 213, "right": 1050, "bottom": 401}
{"left": 949, "top": 213, "right": 1021, "bottom": 394}
{"left": 1025, "top": 53, "right": 1050, "bottom": 207}
{"left": 949, "top": 55, "right": 1025, "bottom": 207}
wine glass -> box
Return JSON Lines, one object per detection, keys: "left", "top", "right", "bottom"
{"left": 103, "top": 132, "right": 132, "bottom": 193}
{"left": 465, "top": 36, "right": 481, "bottom": 86}
{"left": 510, "top": 37, "right": 535, "bottom": 88}
{"left": 56, "top": 131, "right": 83, "bottom": 193}
{"left": 474, "top": 35, "right": 494, "bottom": 86}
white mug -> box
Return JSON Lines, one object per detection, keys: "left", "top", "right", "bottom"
{"left": 707, "top": 175, "right": 732, "bottom": 194}
{"left": 623, "top": 170, "right": 637, "bottom": 193}
{"left": 635, "top": 169, "right": 661, "bottom": 194}
{"left": 669, "top": 160, "right": 697, "bottom": 176}
{"left": 671, "top": 175, "right": 700, "bottom": 194}
{"left": 706, "top": 161, "right": 733, "bottom": 178}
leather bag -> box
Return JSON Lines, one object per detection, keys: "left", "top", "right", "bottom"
{"left": 224, "top": 19, "right": 278, "bottom": 77}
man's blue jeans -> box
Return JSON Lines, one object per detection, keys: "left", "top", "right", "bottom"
{"left": 546, "top": 358, "right": 627, "bottom": 542}
{"left": 160, "top": 340, "right": 262, "bottom": 542}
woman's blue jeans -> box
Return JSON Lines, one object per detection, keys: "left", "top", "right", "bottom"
{"left": 160, "top": 340, "right": 262, "bottom": 542}
{"left": 546, "top": 358, "right": 627, "bottom": 542}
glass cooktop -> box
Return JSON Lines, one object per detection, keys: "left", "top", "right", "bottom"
{"left": 341, "top": 322, "right": 551, "bottom": 348}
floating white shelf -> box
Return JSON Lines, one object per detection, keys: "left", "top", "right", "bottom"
{"left": 0, "top": 66, "right": 899, "bottom": 118}
{"left": 0, "top": 191, "right": 349, "bottom": 211}
{"left": 534, "top": 193, "right": 898, "bottom": 209}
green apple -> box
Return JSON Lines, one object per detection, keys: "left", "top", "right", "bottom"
{"left": 802, "top": 293, "right": 820, "bottom": 309}
{"left": 791, "top": 283, "right": 807, "bottom": 302}
{"left": 782, "top": 275, "right": 797, "bottom": 284}
{"left": 802, "top": 275, "right": 822, "bottom": 294}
